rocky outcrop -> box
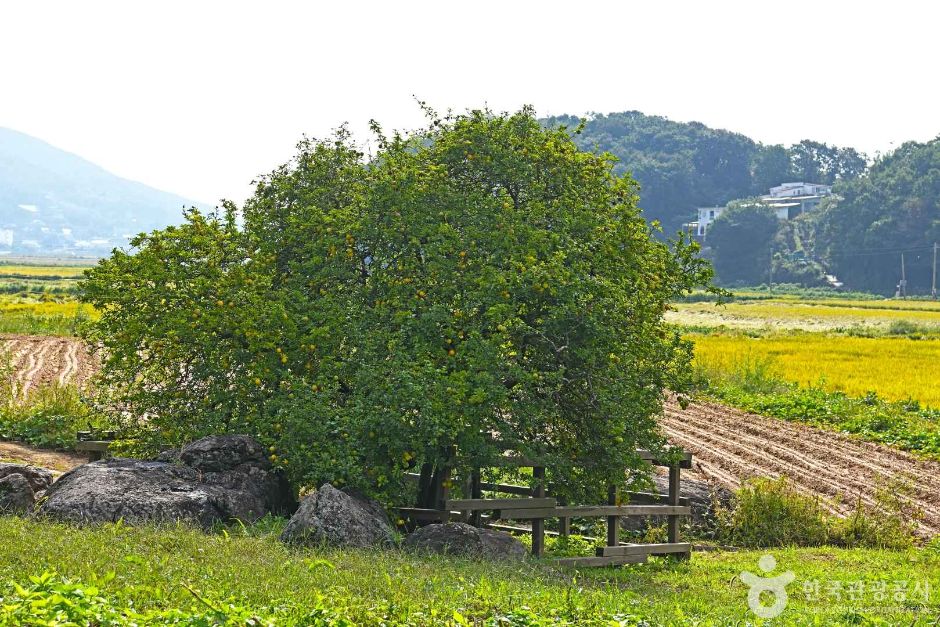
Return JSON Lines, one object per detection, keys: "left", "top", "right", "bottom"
{"left": 37, "top": 435, "right": 296, "bottom": 527}
{"left": 403, "top": 522, "right": 527, "bottom": 560}
{"left": 280, "top": 484, "right": 394, "bottom": 548}
{"left": 622, "top": 474, "right": 732, "bottom": 532}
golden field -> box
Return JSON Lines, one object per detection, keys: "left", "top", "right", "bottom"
{"left": 691, "top": 332, "right": 940, "bottom": 407}
{"left": 0, "top": 263, "right": 89, "bottom": 278}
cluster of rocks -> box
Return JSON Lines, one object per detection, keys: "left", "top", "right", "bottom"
{"left": 37, "top": 435, "right": 297, "bottom": 527}
{"left": 2, "top": 434, "right": 526, "bottom": 559}
{"left": 279, "top": 483, "right": 525, "bottom": 559}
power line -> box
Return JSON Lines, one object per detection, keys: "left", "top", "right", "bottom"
{"left": 826, "top": 245, "right": 935, "bottom": 259}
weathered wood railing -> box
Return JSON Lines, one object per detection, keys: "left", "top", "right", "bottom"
{"left": 399, "top": 448, "right": 693, "bottom": 566}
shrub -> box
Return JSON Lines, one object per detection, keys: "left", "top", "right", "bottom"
{"left": 81, "top": 108, "right": 714, "bottom": 503}
{"left": 716, "top": 476, "right": 921, "bottom": 549}
{"left": 716, "top": 477, "right": 830, "bottom": 548}
{"left": 829, "top": 476, "right": 921, "bottom": 550}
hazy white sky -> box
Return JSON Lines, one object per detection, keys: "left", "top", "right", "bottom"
{"left": 2, "top": 0, "right": 938, "bottom": 204}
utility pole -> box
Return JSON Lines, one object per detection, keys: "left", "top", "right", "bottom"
{"left": 769, "top": 246, "right": 774, "bottom": 292}
{"left": 900, "top": 252, "right": 907, "bottom": 299}
{"left": 932, "top": 242, "right": 938, "bottom": 300}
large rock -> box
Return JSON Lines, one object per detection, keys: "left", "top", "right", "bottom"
{"left": 280, "top": 484, "right": 394, "bottom": 548}
{"left": 403, "top": 523, "right": 527, "bottom": 560}
{"left": 37, "top": 435, "right": 296, "bottom": 527}
{"left": 0, "top": 463, "right": 53, "bottom": 495}
{"left": 622, "top": 474, "right": 732, "bottom": 532}
{"left": 0, "top": 474, "right": 36, "bottom": 514}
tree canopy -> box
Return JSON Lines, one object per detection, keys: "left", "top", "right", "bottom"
{"left": 818, "top": 137, "right": 940, "bottom": 294}
{"left": 707, "top": 201, "right": 779, "bottom": 285}
{"left": 82, "top": 108, "right": 714, "bottom": 503}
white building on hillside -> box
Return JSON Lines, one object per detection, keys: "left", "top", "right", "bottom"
{"left": 684, "top": 183, "right": 833, "bottom": 241}
{"left": 762, "top": 182, "right": 832, "bottom": 218}
{"left": 689, "top": 206, "right": 724, "bottom": 237}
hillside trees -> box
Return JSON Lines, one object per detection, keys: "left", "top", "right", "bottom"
{"left": 543, "top": 112, "right": 867, "bottom": 235}
{"left": 82, "top": 108, "right": 714, "bottom": 503}
{"left": 707, "top": 201, "right": 779, "bottom": 285}
{"left": 818, "top": 138, "right": 940, "bottom": 294}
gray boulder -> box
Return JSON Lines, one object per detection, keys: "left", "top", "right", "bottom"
{"left": 280, "top": 484, "right": 394, "bottom": 548}
{"left": 403, "top": 522, "right": 527, "bottom": 560}
{"left": 0, "top": 474, "right": 36, "bottom": 514}
{"left": 0, "top": 463, "right": 53, "bottom": 495}
{"left": 622, "top": 474, "right": 732, "bottom": 532}
{"left": 37, "top": 435, "right": 296, "bottom": 527}
{"left": 179, "top": 435, "right": 268, "bottom": 472}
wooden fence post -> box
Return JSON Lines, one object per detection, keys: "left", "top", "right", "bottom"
{"left": 606, "top": 484, "right": 619, "bottom": 547}
{"left": 532, "top": 466, "right": 546, "bottom": 557}
{"left": 470, "top": 468, "right": 482, "bottom": 527}
{"left": 667, "top": 463, "right": 681, "bottom": 544}
{"left": 558, "top": 494, "right": 570, "bottom": 539}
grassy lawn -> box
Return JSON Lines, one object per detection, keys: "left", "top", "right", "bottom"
{"left": 1, "top": 517, "right": 938, "bottom": 625}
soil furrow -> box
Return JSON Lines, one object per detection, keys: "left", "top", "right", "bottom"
{"left": 662, "top": 400, "right": 940, "bottom": 535}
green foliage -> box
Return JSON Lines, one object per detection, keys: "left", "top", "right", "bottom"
{"left": 830, "top": 477, "right": 921, "bottom": 550}
{"left": 717, "top": 477, "right": 830, "bottom": 547}
{"left": 717, "top": 477, "right": 920, "bottom": 550}
{"left": 707, "top": 201, "right": 779, "bottom": 285}
{"left": 82, "top": 107, "right": 714, "bottom": 503}
{"left": 0, "top": 571, "right": 349, "bottom": 626}
{"left": 819, "top": 137, "right": 940, "bottom": 295}
{"left": 0, "top": 350, "right": 103, "bottom": 449}
{"left": 542, "top": 112, "right": 866, "bottom": 234}
{"left": 0, "top": 385, "right": 103, "bottom": 449}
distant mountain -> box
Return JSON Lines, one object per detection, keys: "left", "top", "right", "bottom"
{"left": 0, "top": 127, "right": 204, "bottom": 257}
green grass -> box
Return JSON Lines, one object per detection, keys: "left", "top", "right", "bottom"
{"left": 1, "top": 517, "right": 939, "bottom": 625}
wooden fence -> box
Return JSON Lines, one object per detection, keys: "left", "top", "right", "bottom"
{"left": 399, "top": 448, "right": 693, "bottom": 566}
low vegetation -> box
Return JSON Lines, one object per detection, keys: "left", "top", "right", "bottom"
{"left": 0, "top": 299, "right": 96, "bottom": 336}
{"left": 716, "top": 477, "right": 921, "bottom": 550}
{"left": 2, "top": 517, "right": 938, "bottom": 625}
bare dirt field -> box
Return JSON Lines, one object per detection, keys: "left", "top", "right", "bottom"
{"left": 0, "top": 440, "right": 85, "bottom": 473}
{"left": 1, "top": 334, "right": 96, "bottom": 400}
{"left": 662, "top": 399, "right": 940, "bottom": 535}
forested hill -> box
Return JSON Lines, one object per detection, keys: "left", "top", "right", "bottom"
{"left": 819, "top": 137, "right": 940, "bottom": 293}
{"left": 542, "top": 111, "right": 866, "bottom": 233}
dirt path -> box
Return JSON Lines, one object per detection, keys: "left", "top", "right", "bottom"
{"left": 1, "top": 334, "right": 95, "bottom": 400}
{"left": 661, "top": 400, "right": 940, "bottom": 535}
{"left": 0, "top": 441, "right": 85, "bottom": 473}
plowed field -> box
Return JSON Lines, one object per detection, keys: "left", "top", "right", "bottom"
{"left": 662, "top": 400, "right": 940, "bottom": 535}
{"left": 1, "top": 334, "right": 96, "bottom": 400}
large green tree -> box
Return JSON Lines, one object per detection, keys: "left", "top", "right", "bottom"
{"left": 707, "top": 201, "right": 779, "bottom": 285}
{"left": 82, "top": 108, "right": 713, "bottom": 503}
{"left": 818, "top": 138, "right": 940, "bottom": 294}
